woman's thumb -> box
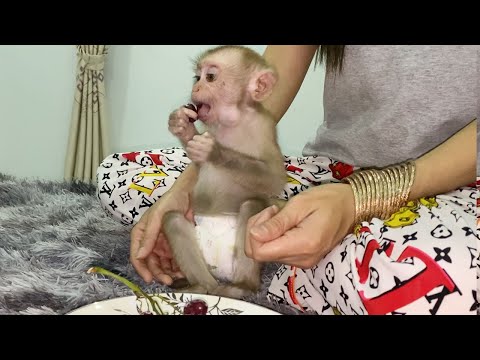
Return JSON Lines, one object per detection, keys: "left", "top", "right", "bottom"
{"left": 250, "top": 206, "right": 296, "bottom": 242}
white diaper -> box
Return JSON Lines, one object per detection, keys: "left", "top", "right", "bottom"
{"left": 194, "top": 214, "right": 238, "bottom": 281}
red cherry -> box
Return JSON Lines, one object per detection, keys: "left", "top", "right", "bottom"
{"left": 183, "top": 299, "right": 208, "bottom": 315}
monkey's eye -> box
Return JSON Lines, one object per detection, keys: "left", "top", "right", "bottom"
{"left": 193, "top": 75, "right": 200, "bottom": 83}
{"left": 206, "top": 73, "right": 216, "bottom": 82}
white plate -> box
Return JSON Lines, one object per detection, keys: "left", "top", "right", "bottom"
{"left": 68, "top": 293, "right": 281, "bottom": 315}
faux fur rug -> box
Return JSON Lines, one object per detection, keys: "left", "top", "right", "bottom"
{"left": 0, "top": 173, "right": 304, "bottom": 315}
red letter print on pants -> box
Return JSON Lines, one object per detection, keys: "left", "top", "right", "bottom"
{"left": 355, "top": 226, "right": 456, "bottom": 315}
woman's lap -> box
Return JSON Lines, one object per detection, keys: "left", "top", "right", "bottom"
{"left": 96, "top": 148, "right": 479, "bottom": 315}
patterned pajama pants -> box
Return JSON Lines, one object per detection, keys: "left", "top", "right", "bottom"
{"left": 96, "top": 147, "right": 479, "bottom": 315}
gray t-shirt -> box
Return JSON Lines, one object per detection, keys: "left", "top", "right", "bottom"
{"left": 303, "top": 45, "right": 479, "bottom": 173}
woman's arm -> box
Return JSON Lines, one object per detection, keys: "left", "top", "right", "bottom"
{"left": 170, "top": 162, "right": 199, "bottom": 191}
{"left": 245, "top": 119, "right": 478, "bottom": 268}
{"left": 262, "top": 45, "right": 318, "bottom": 123}
{"left": 344, "top": 118, "right": 477, "bottom": 230}
{"left": 411, "top": 119, "right": 477, "bottom": 199}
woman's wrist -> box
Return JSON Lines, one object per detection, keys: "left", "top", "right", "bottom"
{"left": 171, "top": 163, "right": 199, "bottom": 193}
{"left": 338, "top": 183, "right": 356, "bottom": 235}
{"left": 310, "top": 183, "right": 356, "bottom": 237}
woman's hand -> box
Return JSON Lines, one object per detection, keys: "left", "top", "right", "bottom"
{"left": 245, "top": 183, "right": 355, "bottom": 268}
{"left": 130, "top": 188, "right": 193, "bottom": 285}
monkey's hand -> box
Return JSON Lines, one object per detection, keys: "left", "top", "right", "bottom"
{"left": 186, "top": 132, "right": 217, "bottom": 164}
{"left": 168, "top": 106, "right": 199, "bottom": 146}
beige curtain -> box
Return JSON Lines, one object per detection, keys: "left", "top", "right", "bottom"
{"left": 65, "top": 45, "right": 109, "bottom": 183}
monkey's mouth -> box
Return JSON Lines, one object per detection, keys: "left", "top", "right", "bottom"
{"left": 195, "top": 102, "right": 211, "bottom": 120}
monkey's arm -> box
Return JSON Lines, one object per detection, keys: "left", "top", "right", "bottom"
{"left": 262, "top": 45, "right": 318, "bottom": 123}
{"left": 210, "top": 143, "right": 276, "bottom": 173}
{"left": 209, "top": 143, "right": 284, "bottom": 190}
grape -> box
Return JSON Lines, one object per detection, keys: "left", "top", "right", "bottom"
{"left": 183, "top": 299, "right": 208, "bottom": 315}
{"left": 183, "top": 103, "right": 198, "bottom": 123}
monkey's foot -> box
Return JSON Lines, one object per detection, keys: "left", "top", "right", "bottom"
{"left": 210, "top": 285, "right": 254, "bottom": 300}
{"left": 169, "top": 281, "right": 254, "bottom": 300}
{"left": 169, "top": 277, "right": 190, "bottom": 290}
{"left": 173, "top": 284, "right": 209, "bottom": 296}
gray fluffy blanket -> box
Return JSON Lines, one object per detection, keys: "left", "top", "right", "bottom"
{"left": 0, "top": 173, "right": 302, "bottom": 315}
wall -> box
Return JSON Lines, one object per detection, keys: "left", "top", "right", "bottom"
{"left": 0, "top": 45, "right": 75, "bottom": 181}
{"left": 106, "top": 45, "right": 325, "bottom": 157}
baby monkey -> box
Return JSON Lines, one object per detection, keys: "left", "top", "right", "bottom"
{"left": 164, "top": 45, "right": 286, "bottom": 299}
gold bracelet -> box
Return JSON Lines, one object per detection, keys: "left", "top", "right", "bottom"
{"left": 345, "top": 174, "right": 362, "bottom": 225}
{"left": 405, "top": 161, "right": 416, "bottom": 204}
{"left": 376, "top": 169, "right": 389, "bottom": 219}
{"left": 343, "top": 161, "right": 417, "bottom": 226}
{"left": 358, "top": 171, "right": 373, "bottom": 221}
{"left": 388, "top": 166, "right": 401, "bottom": 213}
{"left": 371, "top": 169, "right": 385, "bottom": 219}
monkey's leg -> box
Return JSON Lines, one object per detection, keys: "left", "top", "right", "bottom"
{"left": 211, "top": 199, "right": 267, "bottom": 299}
{"left": 269, "top": 198, "right": 287, "bottom": 210}
{"left": 163, "top": 211, "right": 219, "bottom": 293}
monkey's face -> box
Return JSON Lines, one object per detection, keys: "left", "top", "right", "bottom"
{"left": 191, "top": 53, "right": 247, "bottom": 127}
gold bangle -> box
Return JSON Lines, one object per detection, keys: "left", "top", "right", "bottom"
{"left": 344, "top": 160, "right": 417, "bottom": 224}
{"left": 389, "top": 166, "right": 401, "bottom": 213}
{"left": 354, "top": 173, "right": 366, "bottom": 224}
{"left": 377, "top": 169, "right": 390, "bottom": 219}
{"left": 358, "top": 171, "right": 373, "bottom": 222}
{"left": 369, "top": 169, "right": 381, "bottom": 219}
{"left": 345, "top": 175, "right": 361, "bottom": 225}
{"left": 398, "top": 162, "right": 409, "bottom": 206}
{"left": 405, "top": 161, "right": 416, "bottom": 203}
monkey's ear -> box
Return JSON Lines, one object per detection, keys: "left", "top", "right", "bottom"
{"left": 249, "top": 69, "right": 277, "bottom": 102}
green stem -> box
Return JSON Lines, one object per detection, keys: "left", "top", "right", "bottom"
{"left": 88, "top": 267, "right": 164, "bottom": 315}
{"left": 209, "top": 296, "right": 222, "bottom": 315}
{"left": 211, "top": 296, "right": 221, "bottom": 309}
